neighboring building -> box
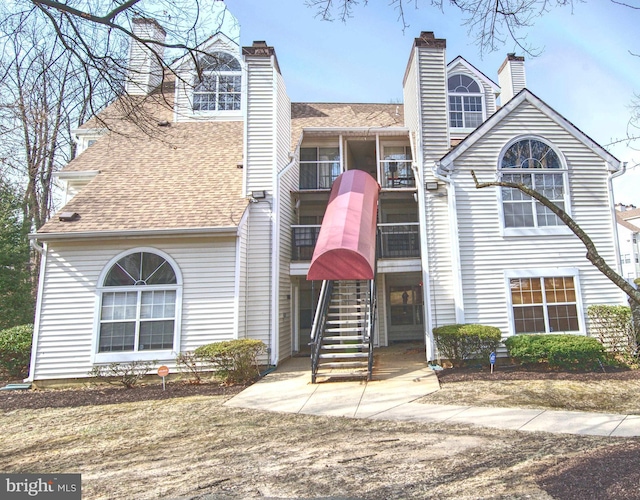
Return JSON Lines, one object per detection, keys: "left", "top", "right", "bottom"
{"left": 28, "top": 11, "right": 627, "bottom": 382}
{"left": 616, "top": 204, "right": 640, "bottom": 280}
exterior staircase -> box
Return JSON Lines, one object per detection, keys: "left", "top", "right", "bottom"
{"left": 310, "top": 279, "right": 375, "bottom": 383}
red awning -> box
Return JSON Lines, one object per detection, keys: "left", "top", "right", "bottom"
{"left": 307, "top": 170, "right": 380, "bottom": 281}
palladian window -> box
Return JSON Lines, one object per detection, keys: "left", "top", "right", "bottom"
{"left": 97, "top": 250, "right": 181, "bottom": 359}
{"left": 448, "top": 74, "right": 484, "bottom": 129}
{"left": 499, "top": 138, "right": 567, "bottom": 229}
{"left": 193, "top": 52, "right": 242, "bottom": 111}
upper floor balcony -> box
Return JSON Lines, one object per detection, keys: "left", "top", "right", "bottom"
{"left": 297, "top": 142, "right": 415, "bottom": 191}
{"left": 291, "top": 223, "right": 420, "bottom": 262}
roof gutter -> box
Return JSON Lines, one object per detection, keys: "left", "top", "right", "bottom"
{"left": 30, "top": 226, "right": 239, "bottom": 242}
{"left": 301, "top": 126, "right": 409, "bottom": 134}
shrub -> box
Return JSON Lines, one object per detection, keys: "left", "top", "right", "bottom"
{"left": 587, "top": 305, "right": 634, "bottom": 357}
{"left": 195, "top": 339, "right": 266, "bottom": 384}
{"left": 175, "top": 351, "right": 210, "bottom": 384}
{"left": 432, "top": 324, "right": 502, "bottom": 367}
{"left": 0, "top": 324, "right": 33, "bottom": 378}
{"left": 504, "top": 334, "right": 607, "bottom": 371}
{"left": 89, "top": 360, "right": 157, "bottom": 388}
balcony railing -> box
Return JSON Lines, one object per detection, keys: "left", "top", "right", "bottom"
{"left": 291, "top": 225, "right": 321, "bottom": 261}
{"left": 291, "top": 223, "right": 420, "bottom": 261}
{"left": 381, "top": 160, "right": 415, "bottom": 189}
{"left": 377, "top": 223, "right": 420, "bottom": 258}
{"left": 300, "top": 162, "right": 341, "bottom": 190}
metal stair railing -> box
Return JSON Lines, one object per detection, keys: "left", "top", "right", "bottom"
{"left": 366, "top": 277, "right": 377, "bottom": 380}
{"left": 310, "top": 279, "right": 333, "bottom": 383}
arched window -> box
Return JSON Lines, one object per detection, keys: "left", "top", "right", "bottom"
{"left": 96, "top": 250, "right": 181, "bottom": 359}
{"left": 193, "top": 52, "right": 241, "bottom": 111}
{"left": 448, "top": 74, "right": 484, "bottom": 129}
{"left": 499, "top": 138, "right": 567, "bottom": 229}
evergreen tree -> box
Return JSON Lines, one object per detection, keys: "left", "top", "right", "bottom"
{"left": 0, "top": 181, "right": 34, "bottom": 330}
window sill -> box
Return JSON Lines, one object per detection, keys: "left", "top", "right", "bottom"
{"left": 93, "top": 350, "right": 175, "bottom": 364}
{"left": 502, "top": 226, "right": 572, "bottom": 238}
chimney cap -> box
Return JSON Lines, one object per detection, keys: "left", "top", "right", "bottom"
{"left": 414, "top": 31, "right": 446, "bottom": 49}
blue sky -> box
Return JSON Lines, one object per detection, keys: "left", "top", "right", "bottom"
{"left": 225, "top": 0, "right": 640, "bottom": 204}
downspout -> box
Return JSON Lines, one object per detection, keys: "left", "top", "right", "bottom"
{"left": 410, "top": 132, "right": 435, "bottom": 361}
{"left": 25, "top": 240, "right": 47, "bottom": 383}
{"left": 433, "top": 161, "right": 465, "bottom": 324}
{"left": 272, "top": 150, "right": 299, "bottom": 366}
{"left": 609, "top": 161, "right": 627, "bottom": 284}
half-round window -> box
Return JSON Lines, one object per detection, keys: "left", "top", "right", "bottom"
{"left": 499, "top": 138, "right": 567, "bottom": 229}
{"left": 98, "top": 251, "right": 180, "bottom": 356}
{"left": 193, "top": 51, "right": 242, "bottom": 111}
{"left": 448, "top": 74, "right": 483, "bottom": 129}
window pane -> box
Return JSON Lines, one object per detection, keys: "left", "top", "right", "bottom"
{"left": 449, "top": 95, "right": 462, "bottom": 111}
{"left": 318, "top": 148, "right": 340, "bottom": 161}
{"left": 513, "top": 306, "right": 546, "bottom": 334}
{"left": 101, "top": 292, "right": 137, "bottom": 320}
{"left": 300, "top": 163, "right": 318, "bottom": 189}
{"left": 504, "top": 201, "right": 534, "bottom": 228}
{"left": 464, "top": 96, "right": 482, "bottom": 112}
{"left": 544, "top": 277, "right": 575, "bottom": 303}
{"left": 139, "top": 320, "right": 175, "bottom": 350}
{"left": 140, "top": 290, "right": 176, "bottom": 319}
{"left": 449, "top": 112, "right": 463, "bottom": 128}
{"left": 510, "top": 278, "right": 542, "bottom": 305}
{"left": 142, "top": 253, "right": 176, "bottom": 284}
{"left": 548, "top": 304, "right": 579, "bottom": 332}
{"left": 99, "top": 322, "right": 135, "bottom": 352}
{"left": 300, "top": 148, "right": 318, "bottom": 161}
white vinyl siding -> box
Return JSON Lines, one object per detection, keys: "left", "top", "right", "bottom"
{"left": 32, "top": 237, "right": 238, "bottom": 381}
{"left": 451, "top": 100, "right": 624, "bottom": 337}
{"left": 277, "top": 164, "right": 297, "bottom": 360}
{"left": 417, "top": 46, "right": 457, "bottom": 328}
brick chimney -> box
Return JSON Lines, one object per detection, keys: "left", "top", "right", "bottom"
{"left": 125, "top": 18, "right": 166, "bottom": 96}
{"left": 498, "top": 53, "right": 526, "bottom": 104}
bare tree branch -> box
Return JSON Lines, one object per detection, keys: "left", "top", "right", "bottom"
{"left": 471, "top": 170, "right": 640, "bottom": 305}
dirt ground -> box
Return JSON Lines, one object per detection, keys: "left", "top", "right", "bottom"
{"left": 1, "top": 377, "right": 640, "bottom": 499}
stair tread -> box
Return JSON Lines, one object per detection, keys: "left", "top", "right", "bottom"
{"left": 321, "top": 344, "right": 367, "bottom": 350}
{"left": 316, "top": 362, "right": 369, "bottom": 369}
{"left": 319, "top": 352, "right": 369, "bottom": 359}
{"left": 323, "top": 335, "right": 365, "bottom": 341}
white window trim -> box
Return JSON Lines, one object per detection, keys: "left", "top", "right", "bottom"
{"left": 91, "top": 247, "right": 183, "bottom": 364}
{"left": 447, "top": 73, "right": 486, "bottom": 132}
{"left": 497, "top": 135, "right": 572, "bottom": 237}
{"left": 504, "top": 267, "right": 585, "bottom": 337}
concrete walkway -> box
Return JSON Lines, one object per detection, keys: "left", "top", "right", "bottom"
{"left": 225, "top": 350, "right": 640, "bottom": 437}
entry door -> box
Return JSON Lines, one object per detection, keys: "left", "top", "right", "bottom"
{"left": 386, "top": 273, "right": 424, "bottom": 342}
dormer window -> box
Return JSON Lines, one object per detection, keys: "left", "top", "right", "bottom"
{"left": 193, "top": 52, "right": 241, "bottom": 111}
{"left": 448, "top": 74, "right": 483, "bottom": 129}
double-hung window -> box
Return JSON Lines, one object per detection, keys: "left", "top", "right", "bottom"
{"left": 96, "top": 250, "right": 181, "bottom": 362}
{"left": 499, "top": 138, "right": 569, "bottom": 234}
{"left": 448, "top": 74, "right": 484, "bottom": 129}
{"left": 193, "top": 52, "right": 242, "bottom": 112}
{"left": 508, "top": 273, "right": 581, "bottom": 334}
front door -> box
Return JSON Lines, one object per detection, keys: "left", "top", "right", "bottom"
{"left": 386, "top": 272, "right": 424, "bottom": 342}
